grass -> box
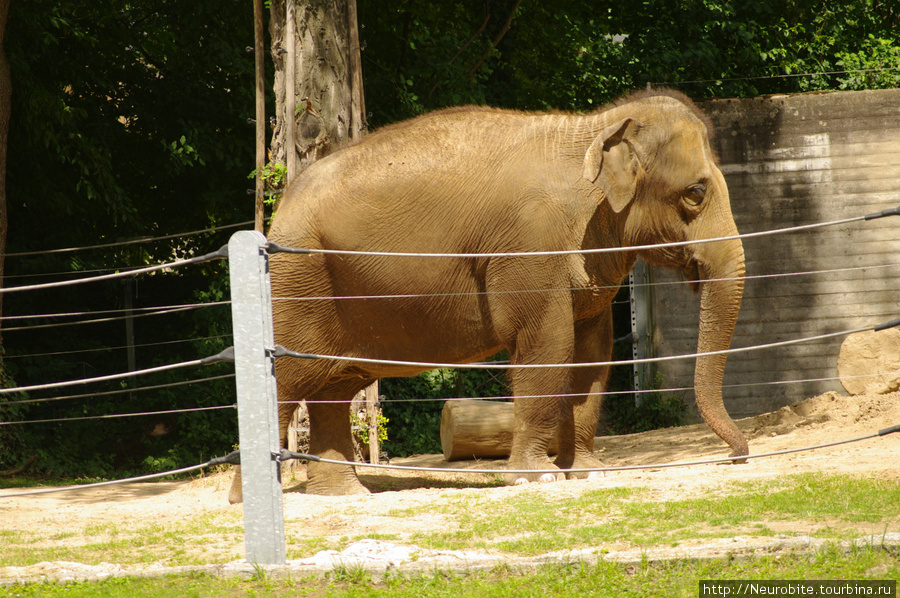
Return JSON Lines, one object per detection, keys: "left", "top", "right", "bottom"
{"left": 0, "top": 471, "right": 898, "bottom": 595}
{"left": 0, "top": 545, "right": 896, "bottom": 597}
{"left": 388, "top": 473, "right": 900, "bottom": 555}
{"left": 2, "top": 472, "right": 897, "bottom": 568}
{"left": 0, "top": 511, "right": 246, "bottom": 569}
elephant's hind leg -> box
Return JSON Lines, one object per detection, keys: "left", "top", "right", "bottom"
{"left": 305, "top": 379, "right": 373, "bottom": 496}
{"left": 227, "top": 398, "right": 302, "bottom": 505}
{"left": 554, "top": 378, "right": 607, "bottom": 479}
{"left": 227, "top": 375, "right": 371, "bottom": 502}
{"left": 555, "top": 310, "right": 613, "bottom": 479}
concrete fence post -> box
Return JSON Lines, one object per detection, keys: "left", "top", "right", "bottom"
{"left": 228, "top": 230, "right": 286, "bottom": 566}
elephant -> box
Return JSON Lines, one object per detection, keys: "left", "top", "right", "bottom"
{"left": 228, "top": 88, "right": 747, "bottom": 501}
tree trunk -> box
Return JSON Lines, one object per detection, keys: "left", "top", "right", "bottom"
{"left": 441, "top": 400, "right": 559, "bottom": 462}
{"left": 253, "top": 0, "right": 266, "bottom": 233}
{"left": 268, "top": 0, "right": 366, "bottom": 183}
{"left": 270, "top": 0, "right": 374, "bottom": 465}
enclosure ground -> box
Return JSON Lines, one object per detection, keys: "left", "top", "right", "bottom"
{"left": 0, "top": 391, "right": 898, "bottom": 584}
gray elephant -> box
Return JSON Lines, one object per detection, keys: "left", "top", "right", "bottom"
{"left": 229, "top": 89, "right": 747, "bottom": 501}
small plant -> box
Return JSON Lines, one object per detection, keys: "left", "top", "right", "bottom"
{"left": 329, "top": 561, "right": 371, "bottom": 585}
{"left": 350, "top": 411, "right": 389, "bottom": 447}
{"left": 248, "top": 160, "right": 287, "bottom": 206}
{"left": 141, "top": 452, "right": 179, "bottom": 474}
{"left": 250, "top": 562, "right": 267, "bottom": 582}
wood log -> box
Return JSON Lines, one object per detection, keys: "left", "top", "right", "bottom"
{"left": 0, "top": 454, "right": 38, "bottom": 477}
{"left": 440, "top": 400, "right": 558, "bottom": 461}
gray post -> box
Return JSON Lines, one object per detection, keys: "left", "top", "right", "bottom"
{"left": 228, "top": 230, "right": 286, "bottom": 565}
{"left": 629, "top": 258, "right": 653, "bottom": 406}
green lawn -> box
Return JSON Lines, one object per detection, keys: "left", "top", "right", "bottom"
{"left": 1, "top": 547, "right": 897, "bottom": 598}
{"left": 1, "top": 471, "right": 898, "bottom": 596}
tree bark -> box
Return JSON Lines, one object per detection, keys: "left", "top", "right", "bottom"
{"left": 270, "top": 0, "right": 373, "bottom": 465}
{"left": 269, "top": 0, "right": 367, "bottom": 182}
{"left": 253, "top": 0, "right": 266, "bottom": 233}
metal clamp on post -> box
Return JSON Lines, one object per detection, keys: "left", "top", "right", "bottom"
{"left": 207, "top": 450, "right": 242, "bottom": 467}
{"left": 864, "top": 206, "right": 900, "bottom": 220}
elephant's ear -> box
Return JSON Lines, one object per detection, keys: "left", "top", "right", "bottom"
{"left": 582, "top": 118, "right": 642, "bottom": 213}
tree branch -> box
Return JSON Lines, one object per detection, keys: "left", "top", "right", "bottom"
{"left": 466, "top": 0, "right": 522, "bottom": 81}
{"left": 0, "top": 455, "right": 39, "bottom": 477}
{"left": 427, "top": 3, "right": 491, "bottom": 102}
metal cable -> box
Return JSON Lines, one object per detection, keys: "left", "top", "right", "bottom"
{"left": 2, "top": 221, "right": 253, "bottom": 258}
{"left": 0, "top": 374, "right": 235, "bottom": 406}
{"left": 270, "top": 261, "right": 900, "bottom": 304}
{"left": 2, "top": 424, "right": 896, "bottom": 499}
{"left": 281, "top": 423, "right": 900, "bottom": 475}
{"left": 0, "top": 245, "right": 228, "bottom": 294}
{"left": 0, "top": 404, "right": 236, "bottom": 427}
{"left": 4, "top": 255, "right": 892, "bottom": 335}
{"left": 282, "top": 368, "right": 900, "bottom": 406}
{"left": 270, "top": 317, "right": 900, "bottom": 372}
{"left": 266, "top": 207, "right": 899, "bottom": 260}
{"left": 0, "top": 353, "right": 228, "bottom": 396}
{"left": 1, "top": 304, "right": 227, "bottom": 333}
{"left": 0, "top": 302, "right": 230, "bottom": 323}
{"left": 0, "top": 456, "right": 237, "bottom": 498}
{"left": 2, "top": 335, "right": 232, "bottom": 362}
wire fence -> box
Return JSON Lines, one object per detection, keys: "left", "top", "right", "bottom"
{"left": 1, "top": 421, "right": 897, "bottom": 499}
{"left": 0, "top": 221, "right": 254, "bottom": 259}
{"left": 0, "top": 205, "right": 897, "bottom": 498}
{"left": 1, "top": 206, "right": 897, "bottom": 407}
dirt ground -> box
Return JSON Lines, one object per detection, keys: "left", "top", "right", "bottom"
{"left": 1, "top": 390, "right": 898, "bottom": 582}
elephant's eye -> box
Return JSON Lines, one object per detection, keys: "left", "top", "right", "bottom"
{"left": 683, "top": 183, "right": 707, "bottom": 206}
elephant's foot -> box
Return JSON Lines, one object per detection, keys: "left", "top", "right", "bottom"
{"left": 513, "top": 472, "right": 564, "bottom": 485}
{"left": 505, "top": 455, "right": 564, "bottom": 486}
{"left": 727, "top": 448, "right": 749, "bottom": 465}
{"left": 555, "top": 453, "right": 607, "bottom": 480}
{"left": 306, "top": 461, "right": 370, "bottom": 496}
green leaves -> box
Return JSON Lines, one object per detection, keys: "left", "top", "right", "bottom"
{"left": 166, "top": 136, "right": 205, "bottom": 172}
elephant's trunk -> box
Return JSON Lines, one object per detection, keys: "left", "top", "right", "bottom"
{"left": 693, "top": 239, "right": 747, "bottom": 458}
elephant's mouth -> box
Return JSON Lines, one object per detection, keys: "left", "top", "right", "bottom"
{"left": 683, "top": 259, "right": 702, "bottom": 292}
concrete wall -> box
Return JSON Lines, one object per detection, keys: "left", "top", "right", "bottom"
{"left": 642, "top": 88, "right": 900, "bottom": 420}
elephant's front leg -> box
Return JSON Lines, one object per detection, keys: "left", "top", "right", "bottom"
{"left": 504, "top": 300, "right": 576, "bottom": 485}
{"left": 508, "top": 367, "right": 570, "bottom": 485}
{"left": 554, "top": 310, "right": 613, "bottom": 479}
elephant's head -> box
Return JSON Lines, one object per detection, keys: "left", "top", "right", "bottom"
{"left": 583, "top": 92, "right": 748, "bottom": 458}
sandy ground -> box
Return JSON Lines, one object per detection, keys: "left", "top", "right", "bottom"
{"left": 0, "top": 390, "right": 898, "bottom": 582}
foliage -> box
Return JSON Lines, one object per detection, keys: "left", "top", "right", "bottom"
{"left": 380, "top": 372, "right": 449, "bottom": 458}
{"left": 248, "top": 161, "right": 287, "bottom": 206}
{"left": 2, "top": 0, "right": 897, "bottom": 477}
{"left": 350, "top": 411, "right": 389, "bottom": 447}
{"left": 2, "top": 1, "right": 254, "bottom": 477}
{"left": 381, "top": 354, "right": 510, "bottom": 458}
{"left": 0, "top": 370, "right": 27, "bottom": 470}
{"left": 358, "top": 0, "right": 900, "bottom": 121}
{"left": 603, "top": 372, "right": 689, "bottom": 435}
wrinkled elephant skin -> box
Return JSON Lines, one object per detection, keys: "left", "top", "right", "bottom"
{"left": 228, "top": 89, "right": 747, "bottom": 501}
